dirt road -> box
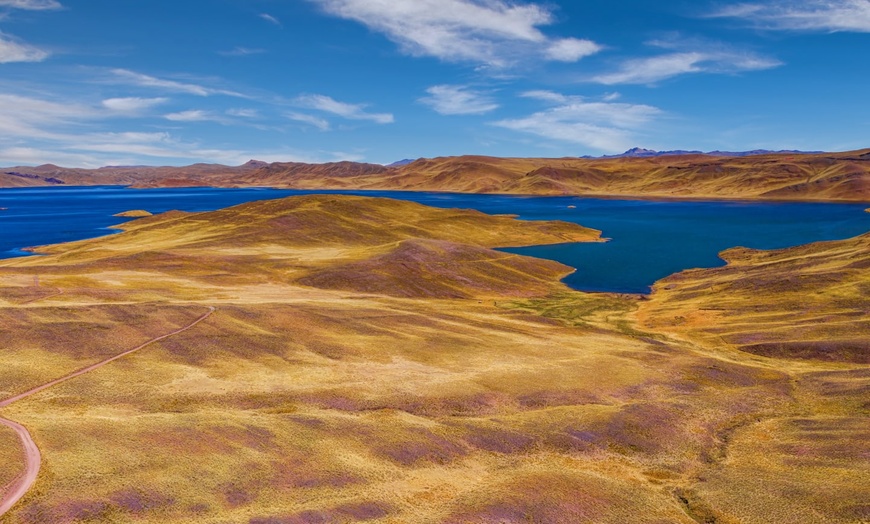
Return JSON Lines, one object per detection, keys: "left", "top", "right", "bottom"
{"left": 0, "top": 306, "right": 215, "bottom": 517}
{"left": 0, "top": 418, "right": 40, "bottom": 516}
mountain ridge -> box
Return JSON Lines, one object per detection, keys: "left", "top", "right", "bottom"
{"left": 596, "top": 147, "right": 825, "bottom": 158}
{"left": 3, "top": 148, "right": 869, "bottom": 202}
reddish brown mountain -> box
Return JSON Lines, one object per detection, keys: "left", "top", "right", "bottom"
{"left": 3, "top": 149, "right": 870, "bottom": 201}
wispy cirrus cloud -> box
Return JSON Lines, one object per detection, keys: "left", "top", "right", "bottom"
{"left": 420, "top": 85, "right": 499, "bottom": 115}
{"left": 259, "top": 13, "right": 281, "bottom": 26}
{"left": 0, "top": 32, "right": 49, "bottom": 62}
{"left": 0, "top": 93, "right": 98, "bottom": 139}
{"left": 0, "top": 91, "right": 361, "bottom": 167}
{"left": 308, "top": 0, "right": 601, "bottom": 66}
{"left": 226, "top": 108, "right": 259, "bottom": 118}
{"left": 286, "top": 112, "right": 331, "bottom": 131}
{"left": 295, "top": 94, "right": 394, "bottom": 124}
{"left": 0, "top": 147, "right": 107, "bottom": 167}
{"left": 109, "top": 69, "right": 246, "bottom": 98}
{"left": 219, "top": 47, "right": 266, "bottom": 57}
{"left": 101, "top": 97, "right": 168, "bottom": 114}
{"left": 591, "top": 38, "right": 781, "bottom": 85}
{"left": 710, "top": 0, "right": 870, "bottom": 32}
{"left": 0, "top": 0, "right": 61, "bottom": 10}
{"left": 164, "top": 110, "right": 217, "bottom": 122}
{"left": 493, "top": 91, "right": 661, "bottom": 153}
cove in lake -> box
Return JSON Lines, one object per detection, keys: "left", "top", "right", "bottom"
{"left": 1, "top": 186, "right": 868, "bottom": 294}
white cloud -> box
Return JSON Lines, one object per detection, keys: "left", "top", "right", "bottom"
{"left": 164, "top": 110, "right": 219, "bottom": 122}
{"left": 102, "top": 97, "right": 168, "bottom": 113}
{"left": 226, "top": 108, "right": 259, "bottom": 118}
{"left": 419, "top": 85, "right": 499, "bottom": 115}
{"left": 493, "top": 92, "right": 661, "bottom": 153}
{"left": 521, "top": 90, "right": 571, "bottom": 104}
{"left": 0, "top": 92, "right": 358, "bottom": 167}
{"left": 219, "top": 47, "right": 266, "bottom": 57}
{"left": 0, "top": 147, "right": 106, "bottom": 168}
{"left": 309, "top": 0, "right": 601, "bottom": 66}
{"left": 286, "top": 111, "right": 331, "bottom": 130}
{"left": 592, "top": 49, "right": 781, "bottom": 85}
{"left": 0, "top": 32, "right": 49, "bottom": 63}
{"left": 259, "top": 13, "right": 281, "bottom": 26}
{"left": 711, "top": 0, "right": 870, "bottom": 32}
{"left": 109, "top": 69, "right": 245, "bottom": 97}
{"left": 295, "top": 94, "right": 393, "bottom": 124}
{"left": 0, "top": 93, "right": 96, "bottom": 139}
{"left": 545, "top": 38, "right": 602, "bottom": 62}
{"left": 0, "top": 0, "right": 61, "bottom": 10}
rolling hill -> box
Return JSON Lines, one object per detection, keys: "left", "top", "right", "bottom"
{"left": 0, "top": 195, "right": 866, "bottom": 523}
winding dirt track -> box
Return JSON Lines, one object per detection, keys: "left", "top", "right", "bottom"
{"left": 0, "top": 306, "right": 215, "bottom": 517}
{"left": 0, "top": 418, "right": 40, "bottom": 517}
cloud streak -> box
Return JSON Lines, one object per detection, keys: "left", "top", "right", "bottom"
{"left": 0, "top": 93, "right": 97, "bottom": 140}
{"left": 102, "top": 97, "right": 168, "bottom": 113}
{"left": 109, "top": 69, "right": 246, "bottom": 97}
{"left": 593, "top": 51, "right": 780, "bottom": 84}
{"left": 0, "top": 0, "right": 61, "bottom": 10}
{"left": 711, "top": 0, "right": 870, "bottom": 32}
{"left": 219, "top": 47, "right": 266, "bottom": 57}
{"left": 0, "top": 94, "right": 327, "bottom": 167}
{"left": 591, "top": 38, "right": 782, "bottom": 85}
{"left": 309, "top": 0, "right": 601, "bottom": 66}
{"left": 259, "top": 13, "right": 281, "bottom": 26}
{"left": 164, "top": 110, "right": 217, "bottom": 122}
{"left": 493, "top": 92, "right": 661, "bottom": 153}
{"left": 286, "top": 112, "right": 331, "bottom": 131}
{"left": 420, "top": 85, "right": 499, "bottom": 115}
{"left": 0, "top": 32, "right": 49, "bottom": 63}
{"left": 295, "top": 94, "right": 394, "bottom": 124}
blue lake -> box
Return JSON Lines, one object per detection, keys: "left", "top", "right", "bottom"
{"left": 1, "top": 186, "right": 868, "bottom": 293}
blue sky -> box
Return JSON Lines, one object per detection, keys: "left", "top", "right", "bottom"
{"left": 0, "top": 0, "right": 867, "bottom": 167}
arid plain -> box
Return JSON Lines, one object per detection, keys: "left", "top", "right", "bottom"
{"left": 0, "top": 157, "right": 868, "bottom": 523}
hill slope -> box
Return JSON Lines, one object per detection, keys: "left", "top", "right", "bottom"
{"left": 10, "top": 194, "right": 600, "bottom": 298}
{"left": 638, "top": 231, "right": 870, "bottom": 363}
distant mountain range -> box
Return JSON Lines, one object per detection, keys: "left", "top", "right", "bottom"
{"left": 386, "top": 159, "right": 417, "bottom": 167}
{"left": 594, "top": 147, "right": 825, "bottom": 159}
{"left": 2, "top": 148, "right": 868, "bottom": 202}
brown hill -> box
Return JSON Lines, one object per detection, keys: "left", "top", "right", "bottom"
{"left": 298, "top": 238, "right": 575, "bottom": 298}
{"left": 374, "top": 150, "right": 870, "bottom": 201}
{"left": 4, "top": 150, "right": 869, "bottom": 201}
{"left": 638, "top": 232, "right": 870, "bottom": 363}
{"left": 11, "top": 194, "right": 599, "bottom": 298}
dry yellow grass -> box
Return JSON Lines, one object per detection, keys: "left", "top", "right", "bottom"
{"left": 112, "top": 210, "right": 153, "bottom": 218}
{"left": 638, "top": 232, "right": 870, "bottom": 363}
{"left": 0, "top": 424, "right": 24, "bottom": 491}
{"left": 0, "top": 194, "right": 866, "bottom": 523}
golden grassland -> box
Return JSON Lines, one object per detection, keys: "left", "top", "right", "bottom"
{"left": 637, "top": 232, "right": 870, "bottom": 363}
{"left": 112, "top": 210, "right": 153, "bottom": 218}
{"left": 0, "top": 424, "right": 23, "bottom": 490}
{"left": 0, "top": 194, "right": 867, "bottom": 523}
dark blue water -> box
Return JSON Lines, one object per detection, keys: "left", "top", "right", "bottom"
{"left": 1, "top": 186, "right": 868, "bottom": 293}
